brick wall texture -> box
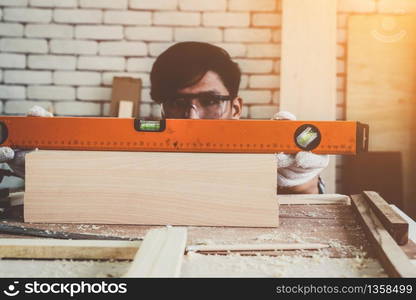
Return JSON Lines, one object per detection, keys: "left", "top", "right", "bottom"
{"left": 1, "top": 0, "right": 411, "bottom": 119}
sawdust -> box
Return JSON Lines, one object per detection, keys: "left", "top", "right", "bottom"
{"left": 181, "top": 252, "right": 386, "bottom": 277}
{"left": 0, "top": 259, "right": 130, "bottom": 278}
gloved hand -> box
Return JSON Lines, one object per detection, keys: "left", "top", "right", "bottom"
{"left": 0, "top": 105, "right": 53, "bottom": 178}
{"left": 272, "top": 111, "right": 329, "bottom": 190}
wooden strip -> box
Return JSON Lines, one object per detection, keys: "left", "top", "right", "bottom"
{"left": 24, "top": 151, "right": 278, "bottom": 227}
{"left": 390, "top": 205, "right": 416, "bottom": 243}
{"left": 351, "top": 194, "right": 416, "bottom": 277}
{"left": 0, "top": 238, "right": 141, "bottom": 260}
{"left": 186, "top": 243, "right": 328, "bottom": 253}
{"left": 124, "top": 227, "right": 187, "bottom": 278}
{"left": 280, "top": 0, "right": 337, "bottom": 193}
{"left": 362, "top": 191, "right": 409, "bottom": 245}
{"left": 278, "top": 194, "right": 350, "bottom": 205}
{"left": 117, "top": 100, "right": 133, "bottom": 118}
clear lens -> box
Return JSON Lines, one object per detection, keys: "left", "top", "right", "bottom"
{"left": 161, "top": 94, "right": 230, "bottom": 119}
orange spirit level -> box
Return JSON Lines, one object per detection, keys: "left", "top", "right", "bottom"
{"left": 0, "top": 116, "right": 368, "bottom": 154}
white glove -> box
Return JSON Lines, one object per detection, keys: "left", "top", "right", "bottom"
{"left": 272, "top": 111, "right": 329, "bottom": 188}
{"left": 0, "top": 105, "right": 53, "bottom": 178}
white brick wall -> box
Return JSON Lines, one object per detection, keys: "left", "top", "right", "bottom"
{"left": 80, "top": 0, "right": 128, "bottom": 10}
{"left": 54, "top": 101, "right": 101, "bottom": 116}
{"left": 125, "top": 27, "right": 173, "bottom": 42}
{"left": 0, "top": 23, "right": 24, "bottom": 36}
{"left": 98, "top": 41, "right": 147, "bottom": 56}
{"left": 224, "top": 28, "right": 272, "bottom": 42}
{"left": 0, "top": 38, "right": 48, "bottom": 53}
{"left": 3, "top": 8, "right": 52, "bottom": 23}
{"left": 104, "top": 11, "right": 151, "bottom": 25}
{"left": 175, "top": 28, "right": 222, "bottom": 42}
{"left": 75, "top": 25, "right": 123, "bottom": 40}
{"left": 50, "top": 40, "right": 97, "bottom": 55}
{"left": 126, "top": 57, "right": 155, "bottom": 72}
{"left": 0, "top": 1, "right": 282, "bottom": 119}
{"left": 28, "top": 55, "right": 76, "bottom": 70}
{"left": 153, "top": 12, "right": 200, "bottom": 26}
{"left": 54, "top": 9, "right": 102, "bottom": 24}
{"left": 5, "top": 100, "right": 52, "bottom": 114}
{"left": 28, "top": 85, "right": 75, "bottom": 101}
{"left": 77, "top": 86, "right": 111, "bottom": 101}
{"left": 25, "top": 24, "right": 73, "bottom": 39}
{"left": 0, "top": 0, "right": 28, "bottom": 6}
{"left": 78, "top": 56, "right": 125, "bottom": 71}
{"left": 0, "top": 85, "right": 25, "bottom": 99}
{"left": 30, "top": 0, "right": 77, "bottom": 8}
{"left": 0, "top": 53, "right": 25, "bottom": 68}
{"left": 228, "top": 0, "right": 277, "bottom": 12}
{"left": 0, "top": 0, "right": 386, "bottom": 125}
{"left": 202, "top": 13, "right": 250, "bottom": 27}
{"left": 54, "top": 71, "right": 101, "bottom": 86}
{"left": 4, "top": 70, "right": 51, "bottom": 84}
{"left": 129, "top": 0, "right": 178, "bottom": 10}
{"left": 179, "top": 0, "right": 226, "bottom": 11}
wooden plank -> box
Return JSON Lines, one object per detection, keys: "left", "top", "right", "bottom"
{"left": 346, "top": 16, "right": 416, "bottom": 219}
{"left": 0, "top": 238, "right": 141, "bottom": 260}
{"left": 362, "top": 191, "right": 409, "bottom": 245}
{"left": 391, "top": 205, "right": 416, "bottom": 243}
{"left": 110, "top": 77, "right": 141, "bottom": 118}
{"left": 278, "top": 194, "right": 350, "bottom": 205}
{"left": 350, "top": 194, "right": 416, "bottom": 277}
{"left": 186, "top": 243, "right": 328, "bottom": 253}
{"left": 124, "top": 227, "right": 187, "bottom": 278}
{"left": 24, "top": 151, "right": 279, "bottom": 227}
{"left": 280, "top": 0, "right": 337, "bottom": 193}
{"left": 117, "top": 100, "right": 133, "bottom": 118}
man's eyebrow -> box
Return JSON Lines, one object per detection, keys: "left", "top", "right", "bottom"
{"left": 177, "top": 90, "right": 222, "bottom": 95}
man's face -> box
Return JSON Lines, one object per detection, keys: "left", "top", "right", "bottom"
{"left": 161, "top": 71, "right": 243, "bottom": 120}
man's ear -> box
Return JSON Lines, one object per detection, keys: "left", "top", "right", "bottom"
{"left": 231, "top": 96, "right": 243, "bottom": 119}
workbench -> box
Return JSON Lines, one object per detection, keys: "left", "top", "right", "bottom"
{"left": 0, "top": 194, "right": 415, "bottom": 277}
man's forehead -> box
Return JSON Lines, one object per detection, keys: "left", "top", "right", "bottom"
{"left": 177, "top": 71, "right": 228, "bottom": 94}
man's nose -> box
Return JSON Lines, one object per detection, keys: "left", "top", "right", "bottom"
{"left": 187, "top": 104, "right": 200, "bottom": 119}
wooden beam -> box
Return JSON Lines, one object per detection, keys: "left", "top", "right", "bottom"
{"left": 351, "top": 194, "right": 416, "bottom": 277}
{"left": 124, "top": 227, "right": 187, "bottom": 278}
{"left": 186, "top": 243, "right": 328, "bottom": 253}
{"left": 362, "top": 191, "right": 409, "bottom": 245}
{"left": 280, "top": 0, "right": 337, "bottom": 193}
{"left": 24, "top": 151, "right": 279, "bottom": 227}
{"left": 0, "top": 238, "right": 141, "bottom": 260}
{"left": 278, "top": 194, "right": 350, "bottom": 205}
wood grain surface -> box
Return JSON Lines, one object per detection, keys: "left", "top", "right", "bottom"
{"left": 24, "top": 151, "right": 278, "bottom": 227}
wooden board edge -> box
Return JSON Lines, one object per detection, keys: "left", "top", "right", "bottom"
{"left": 362, "top": 191, "right": 409, "bottom": 245}
{"left": 277, "top": 194, "right": 350, "bottom": 205}
{"left": 0, "top": 238, "right": 141, "bottom": 260}
{"left": 351, "top": 194, "right": 416, "bottom": 278}
{"left": 124, "top": 227, "right": 187, "bottom": 278}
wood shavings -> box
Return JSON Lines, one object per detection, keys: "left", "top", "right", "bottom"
{"left": 181, "top": 253, "right": 387, "bottom": 277}
{"left": 0, "top": 259, "right": 130, "bottom": 278}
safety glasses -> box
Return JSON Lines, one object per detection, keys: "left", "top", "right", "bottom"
{"left": 160, "top": 92, "right": 233, "bottom": 119}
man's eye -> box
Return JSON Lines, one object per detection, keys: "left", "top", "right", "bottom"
{"left": 172, "top": 99, "right": 187, "bottom": 106}
{"left": 200, "top": 96, "right": 221, "bottom": 106}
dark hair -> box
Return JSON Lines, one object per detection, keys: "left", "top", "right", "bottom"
{"left": 150, "top": 42, "right": 241, "bottom": 104}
